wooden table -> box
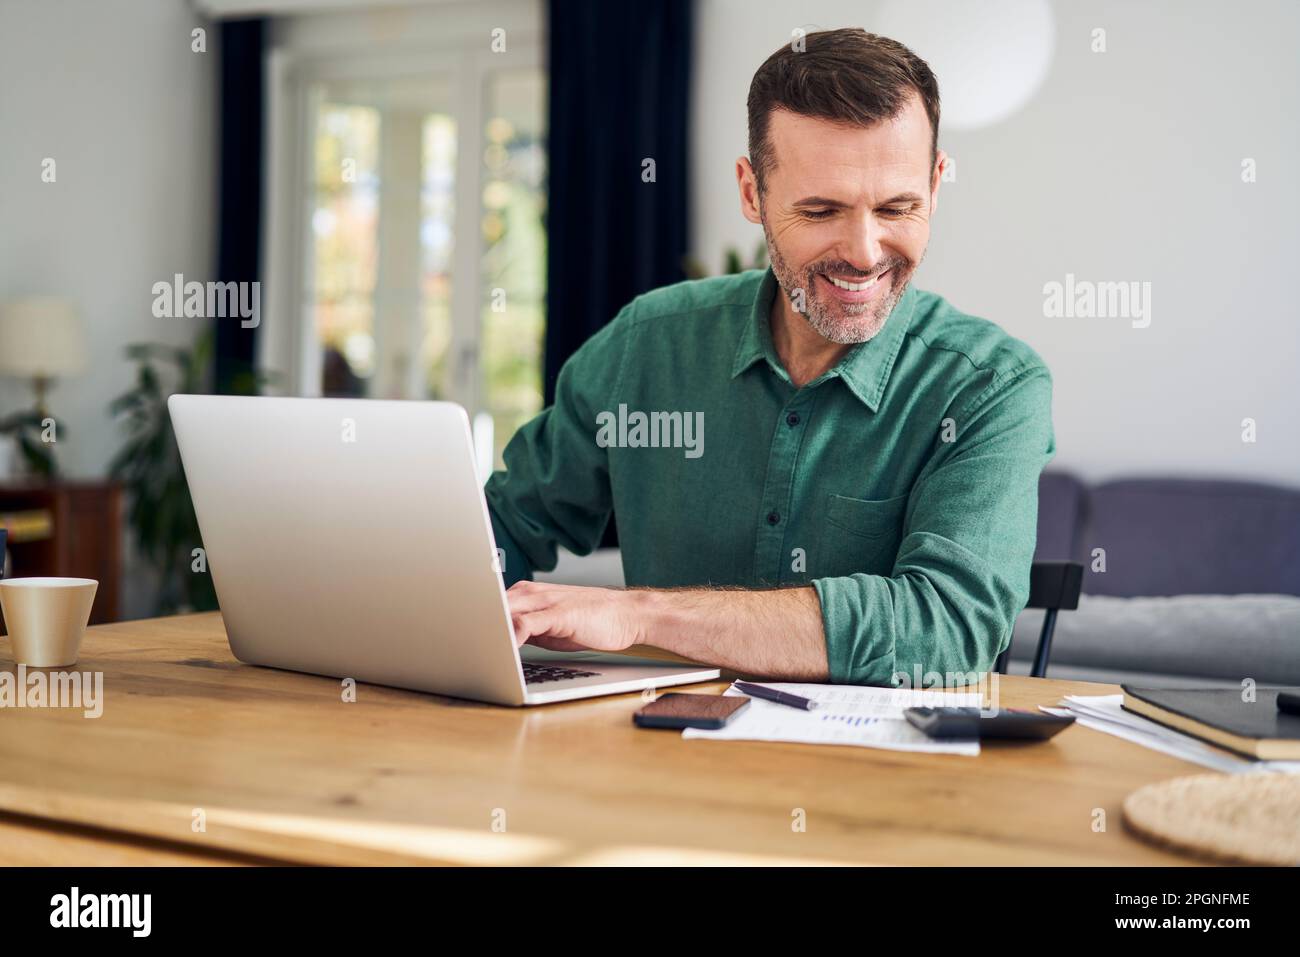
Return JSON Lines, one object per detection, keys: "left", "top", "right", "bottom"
{"left": 0, "top": 613, "right": 1206, "bottom": 866}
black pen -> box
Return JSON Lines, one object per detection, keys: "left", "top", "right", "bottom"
{"left": 734, "top": 681, "right": 819, "bottom": 711}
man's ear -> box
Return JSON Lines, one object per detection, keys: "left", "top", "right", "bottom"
{"left": 736, "top": 156, "right": 762, "bottom": 225}
{"left": 929, "top": 148, "right": 948, "bottom": 215}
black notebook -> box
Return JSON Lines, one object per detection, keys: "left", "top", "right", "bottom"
{"left": 1121, "top": 685, "right": 1300, "bottom": 760}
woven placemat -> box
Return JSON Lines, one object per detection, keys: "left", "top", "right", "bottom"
{"left": 1123, "top": 773, "right": 1300, "bottom": 865}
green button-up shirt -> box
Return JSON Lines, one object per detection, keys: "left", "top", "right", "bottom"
{"left": 485, "top": 268, "right": 1055, "bottom": 685}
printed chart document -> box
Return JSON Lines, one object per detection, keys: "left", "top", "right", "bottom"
{"left": 682, "top": 682, "right": 981, "bottom": 755}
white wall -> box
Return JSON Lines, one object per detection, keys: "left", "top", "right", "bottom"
{"left": 0, "top": 0, "right": 216, "bottom": 479}
{"left": 691, "top": 0, "right": 1300, "bottom": 485}
{"left": 0, "top": 0, "right": 217, "bottom": 616}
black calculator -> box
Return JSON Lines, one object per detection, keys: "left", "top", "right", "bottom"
{"left": 904, "top": 706, "right": 1075, "bottom": 740}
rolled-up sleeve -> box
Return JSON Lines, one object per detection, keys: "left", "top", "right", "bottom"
{"left": 484, "top": 309, "right": 631, "bottom": 586}
{"left": 813, "top": 366, "right": 1055, "bottom": 685}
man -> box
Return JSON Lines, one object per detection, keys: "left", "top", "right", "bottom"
{"left": 485, "top": 28, "right": 1054, "bottom": 686}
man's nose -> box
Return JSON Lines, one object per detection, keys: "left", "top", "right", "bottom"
{"left": 840, "top": 212, "right": 884, "bottom": 274}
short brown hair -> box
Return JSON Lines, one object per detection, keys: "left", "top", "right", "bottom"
{"left": 747, "top": 28, "right": 940, "bottom": 190}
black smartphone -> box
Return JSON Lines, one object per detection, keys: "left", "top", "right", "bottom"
{"left": 634, "top": 693, "right": 751, "bottom": 730}
{"left": 904, "top": 706, "right": 1075, "bottom": 740}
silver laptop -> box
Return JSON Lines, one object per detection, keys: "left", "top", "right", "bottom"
{"left": 168, "top": 394, "right": 719, "bottom": 705}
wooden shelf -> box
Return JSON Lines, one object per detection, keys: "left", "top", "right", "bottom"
{"left": 0, "top": 480, "right": 122, "bottom": 629}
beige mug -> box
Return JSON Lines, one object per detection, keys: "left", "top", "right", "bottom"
{"left": 0, "top": 577, "right": 98, "bottom": 667}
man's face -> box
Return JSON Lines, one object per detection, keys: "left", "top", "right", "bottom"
{"left": 738, "top": 94, "right": 944, "bottom": 344}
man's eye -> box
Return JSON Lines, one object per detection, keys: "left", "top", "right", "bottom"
{"left": 801, "top": 209, "right": 835, "bottom": 220}
{"left": 879, "top": 207, "right": 914, "bottom": 218}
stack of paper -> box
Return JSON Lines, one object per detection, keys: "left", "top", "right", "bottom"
{"left": 1041, "top": 695, "right": 1300, "bottom": 774}
{"left": 682, "top": 682, "right": 981, "bottom": 755}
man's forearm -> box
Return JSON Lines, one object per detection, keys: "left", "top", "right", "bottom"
{"left": 634, "top": 586, "right": 830, "bottom": 680}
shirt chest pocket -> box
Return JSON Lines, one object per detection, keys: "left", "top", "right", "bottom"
{"left": 818, "top": 492, "right": 909, "bottom": 578}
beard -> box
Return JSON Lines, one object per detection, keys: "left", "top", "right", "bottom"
{"left": 763, "top": 217, "right": 916, "bottom": 345}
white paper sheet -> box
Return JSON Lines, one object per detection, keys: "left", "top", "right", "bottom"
{"left": 1040, "top": 694, "right": 1300, "bottom": 775}
{"left": 681, "top": 682, "right": 981, "bottom": 755}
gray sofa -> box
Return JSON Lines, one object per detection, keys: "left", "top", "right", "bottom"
{"left": 1008, "top": 473, "right": 1300, "bottom": 686}
{"left": 538, "top": 472, "right": 1300, "bottom": 686}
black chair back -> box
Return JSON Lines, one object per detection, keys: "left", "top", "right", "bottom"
{"left": 995, "top": 561, "right": 1084, "bottom": 678}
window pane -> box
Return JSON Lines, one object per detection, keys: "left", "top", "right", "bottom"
{"left": 421, "top": 113, "right": 456, "bottom": 399}
{"left": 480, "top": 69, "right": 547, "bottom": 466}
{"left": 311, "top": 102, "right": 380, "bottom": 397}
{"left": 308, "top": 77, "right": 455, "bottom": 401}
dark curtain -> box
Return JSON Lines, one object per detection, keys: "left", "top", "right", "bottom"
{"left": 544, "top": 0, "right": 693, "bottom": 403}
{"left": 214, "top": 18, "right": 266, "bottom": 394}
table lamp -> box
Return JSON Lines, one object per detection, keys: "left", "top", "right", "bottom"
{"left": 0, "top": 297, "right": 88, "bottom": 418}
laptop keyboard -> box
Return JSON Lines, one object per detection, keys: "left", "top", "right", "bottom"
{"left": 522, "top": 661, "right": 601, "bottom": 685}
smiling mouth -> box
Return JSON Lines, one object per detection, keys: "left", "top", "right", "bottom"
{"left": 818, "top": 268, "right": 891, "bottom": 300}
{"left": 825, "top": 272, "right": 885, "bottom": 292}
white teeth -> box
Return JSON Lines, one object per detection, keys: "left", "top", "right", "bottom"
{"left": 827, "top": 273, "right": 881, "bottom": 291}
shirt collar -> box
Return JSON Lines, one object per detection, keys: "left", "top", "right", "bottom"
{"left": 731, "top": 267, "right": 919, "bottom": 412}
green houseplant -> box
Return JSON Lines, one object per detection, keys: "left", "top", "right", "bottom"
{"left": 682, "top": 239, "right": 769, "bottom": 281}
{"left": 108, "top": 334, "right": 219, "bottom": 614}
{"left": 0, "top": 409, "right": 58, "bottom": 478}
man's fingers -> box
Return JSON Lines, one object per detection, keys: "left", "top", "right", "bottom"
{"left": 512, "top": 609, "right": 559, "bottom": 646}
{"left": 511, "top": 613, "right": 546, "bottom": 645}
{"left": 525, "top": 635, "right": 588, "bottom": 653}
{"left": 508, "top": 585, "right": 608, "bottom": 652}
{"left": 506, "top": 582, "right": 562, "bottom": 615}
{"left": 506, "top": 591, "right": 554, "bottom": 616}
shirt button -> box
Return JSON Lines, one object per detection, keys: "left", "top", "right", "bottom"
{"left": 786, "top": 411, "right": 801, "bottom": 427}
{"left": 766, "top": 510, "right": 780, "bottom": 526}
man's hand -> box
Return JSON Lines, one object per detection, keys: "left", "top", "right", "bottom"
{"left": 505, "top": 579, "right": 831, "bottom": 681}
{"left": 506, "top": 581, "right": 647, "bottom": 653}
